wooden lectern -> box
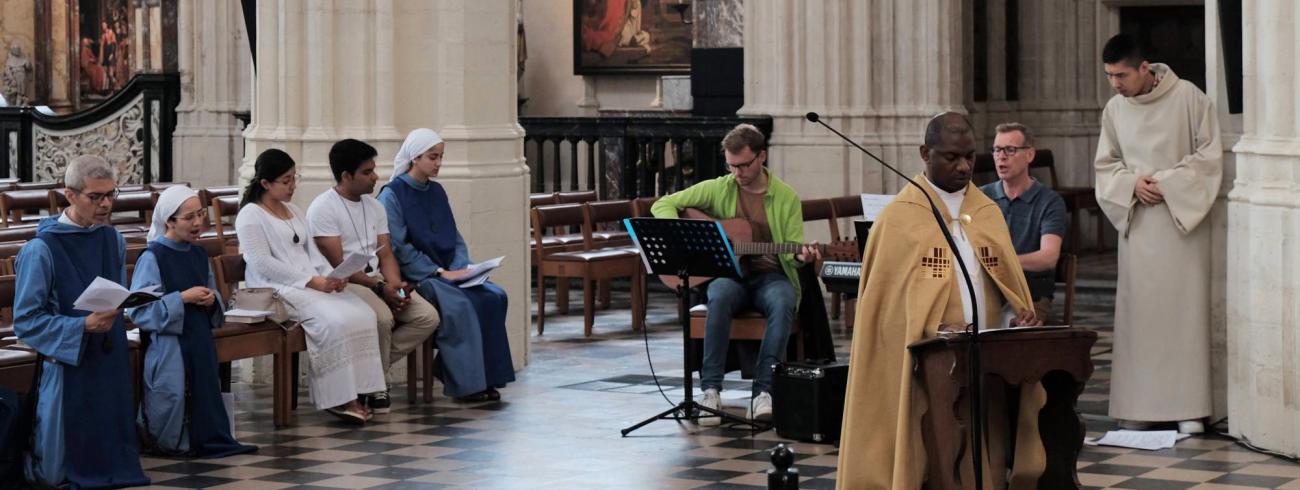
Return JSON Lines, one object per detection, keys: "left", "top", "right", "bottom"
{"left": 908, "top": 327, "right": 1098, "bottom": 489}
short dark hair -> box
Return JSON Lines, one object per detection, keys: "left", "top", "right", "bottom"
{"left": 328, "top": 139, "right": 378, "bottom": 182}
{"left": 240, "top": 149, "right": 296, "bottom": 208}
{"left": 721, "top": 124, "right": 768, "bottom": 155}
{"left": 923, "top": 112, "right": 974, "bottom": 149}
{"left": 1102, "top": 34, "right": 1146, "bottom": 68}
{"left": 994, "top": 122, "right": 1035, "bottom": 147}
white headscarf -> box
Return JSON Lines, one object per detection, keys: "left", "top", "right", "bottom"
{"left": 391, "top": 128, "right": 443, "bottom": 182}
{"left": 148, "top": 185, "right": 199, "bottom": 242}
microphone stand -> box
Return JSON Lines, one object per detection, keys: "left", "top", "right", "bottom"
{"left": 806, "top": 112, "right": 985, "bottom": 489}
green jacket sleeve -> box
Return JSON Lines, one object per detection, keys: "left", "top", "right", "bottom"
{"left": 650, "top": 179, "right": 723, "bottom": 218}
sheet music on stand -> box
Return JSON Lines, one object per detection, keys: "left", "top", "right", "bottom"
{"left": 624, "top": 218, "right": 741, "bottom": 280}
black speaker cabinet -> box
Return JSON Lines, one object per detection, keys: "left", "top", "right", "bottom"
{"left": 772, "top": 361, "right": 848, "bottom": 443}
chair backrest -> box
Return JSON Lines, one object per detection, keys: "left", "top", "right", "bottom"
{"left": 829, "top": 195, "right": 864, "bottom": 241}
{"left": 529, "top": 192, "right": 557, "bottom": 208}
{"left": 194, "top": 237, "right": 226, "bottom": 258}
{"left": 0, "top": 242, "right": 25, "bottom": 275}
{"left": 0, "top": 226, "right": 38, "bottom": 244}
{"left": 212, "top": 196, "right": 242, "bottom": 240}
{"left": 14, "top": 182, "right": 58, "bottom": 191}
{"left": 531, "top": 203, "right": 585, "bottom": 258}
{"left": 0, "top": 274, "right": 15, "bottom": 324}
{"left": 582, "top": 200, "right": 632, "bottom": 247}
{"left": 0, "top": 189, "right": 55, "bottom": 226}
{"left": 1056, "top": 252, "right": 1077, "bottom": 325}
{"left": 47, "top": 189, "right": 69, "bottom": 213}
{"left": 147, "top": 182, "right": 191, "bottom": 192}
{"left": 632, "top": 197, "right": 659, "bottom": 217}
{"left": 556, "top": 190, "right": 597, "bottom": 205}
{"left": 214, "top": 254, "right": 247, "bottom": 301}
{"left": 801, "top": 198, "right": 839, "bottom": 243}
{"left": 112, "top": 191, "right": 155, "bottom": 222}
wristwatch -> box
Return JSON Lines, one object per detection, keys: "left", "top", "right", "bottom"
{"left": 434, "top": 267, "right": 445, "bottom": 278}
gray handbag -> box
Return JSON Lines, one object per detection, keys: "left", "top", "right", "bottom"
{"left": 228, "top": 287, "right": 292, "bottom": 324}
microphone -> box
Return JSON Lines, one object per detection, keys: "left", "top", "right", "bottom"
{"left": 807, "top": 111, "right": 988, "bottom": 490}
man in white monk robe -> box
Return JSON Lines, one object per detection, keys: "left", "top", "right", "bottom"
{"left": 1094, "top": 34, "right": 1222, "bottom": 434}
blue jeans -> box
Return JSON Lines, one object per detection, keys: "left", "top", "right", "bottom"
{"left": 701, "top": 271, "right": 796, "bottom": 395}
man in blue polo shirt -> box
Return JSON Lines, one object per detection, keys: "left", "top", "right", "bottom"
{"left": 980, "top": 122, "right": 1068, "bottom": 323}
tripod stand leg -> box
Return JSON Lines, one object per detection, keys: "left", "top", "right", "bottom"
{"left": 622, "top": 403, "right": 690, "bottom": 436}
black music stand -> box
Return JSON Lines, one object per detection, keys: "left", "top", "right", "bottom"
{"left": 619, "top": 217, "right": 759, "bottom": 436}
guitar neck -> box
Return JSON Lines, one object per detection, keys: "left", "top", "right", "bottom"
{"left": 731, "top": 242, "right": 821, "bottom": 256}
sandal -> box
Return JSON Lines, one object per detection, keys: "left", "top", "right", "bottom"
{"left": 325, "top": 405, "right": 367, "bottom": 425}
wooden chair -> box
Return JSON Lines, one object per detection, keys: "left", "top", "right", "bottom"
{"left": 0, "top": 189, "right": 54, "bottom": 227}
{"left": 555, "top": 190, "right": 598, "bottom": 205}
{"left": 0, "top": 226, "right": 38, "bottom": 245}
{"left": 688, "top": 308, "right": 804, "bottom": 369}
{"left": 631, "top": 196, "right": 659, "bottom": 217}
{"left": 1057, "top": 253, "right": 1078, "bottom": 325}
{"left": 210, "top": 195, "right": 242, "bottom": 242}
{"left": 13, "top": 182, "right": 58, "bottom": 191}
{"left": 0, "top": 241, "right": 24, "bottom": 275}
{"left": 147, "top": 181, "right": 191, "bottom": 192}
{"left": 532, "top": 203, "right": 643, "bottom": 336}
{"left": 212, "top": 254, "right": 298, "bottom": 427}
{"left": 0, "top": 348, "right": 37, "bottom": 395}
{"left": 529, "top": 192, "right": 557, "bottom": 208}
{"left": 583, "top": 200, "right": 642, "bottom": 320}
{"left": 829, "top": 195, "right": 864, "bottom": 240}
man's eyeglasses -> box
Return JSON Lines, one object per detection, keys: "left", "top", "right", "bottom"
{"left": 71, "top": 188, "right": 119, "bottom": 203}
{"left": 726, "top": 153, "right": 762, "bottom": 172}
{"left": 168, "top": 209, "right": 208, "bottom": 222}
{"left": 992, "top": 146, "right": 1031, "bottom": 156}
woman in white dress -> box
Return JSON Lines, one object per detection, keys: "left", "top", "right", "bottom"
{"left": 235, "top": 149, "right": 385, "bottom": 424}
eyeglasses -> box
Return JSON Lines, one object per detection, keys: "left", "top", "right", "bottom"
{"left": 71, "top": 188, "right": 119, "bottom": 203}
{"left": 726, "top": 153, "right": 762, "bottom": 172}
{"left": 168, "top": 209, "right": 208, "bottom": 222}
{"left": 275, "top": 174, "right": 302, "bottom": 186}
{"left": 992, "top": 146, "right": 1031, "bottom": 156}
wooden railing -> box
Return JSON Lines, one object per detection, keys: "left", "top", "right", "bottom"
{"left": 520, "top": 114, "right": 772, "bottom": 199}
{"left": 0, "top": 73, "right": 181, "bottom": 184}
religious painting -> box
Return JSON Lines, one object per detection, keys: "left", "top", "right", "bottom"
{"left": 573, "top": 0, "right": 692, "bottom": 75}
{"left": 77, "top": 0, "right": 134, "bottom": 103}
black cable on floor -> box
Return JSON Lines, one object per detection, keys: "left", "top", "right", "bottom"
{"left": 640, "top": 318, "right": 679, "bottom": 410}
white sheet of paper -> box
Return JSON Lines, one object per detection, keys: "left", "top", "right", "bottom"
{"left": 458, "top": 274, "right": 490, "bottom": 289}
{"left": 73, "top": 276, "right": 131, "bottom": 313}
{"left": 454, "top": 256, "right": 505, "bottom": 284}
{"left": 859, "top": 193, "right": 895, "bottom": 221}
{"left": 327, "top": 252, "right": 374, "bottom": 279}
{"left": 1085, "top": 430, "right": 1187, "bottom": 451}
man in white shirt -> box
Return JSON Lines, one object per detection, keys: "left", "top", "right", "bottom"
{"left": 308, "top": 138, "right": 440, "bottom": 413}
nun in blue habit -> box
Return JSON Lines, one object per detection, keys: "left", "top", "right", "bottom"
{"left": 378, "top": 128, "right": 515, "bottom": 402}
{"left": 14, "top": 155, "right": 149, "bottom": 488}
{"left": 126, "top": 186, "right": 256, "bottom": 458}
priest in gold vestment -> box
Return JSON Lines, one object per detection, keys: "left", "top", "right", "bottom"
{"left": 836, "top": 113, "right": 1046, "bottom": 489}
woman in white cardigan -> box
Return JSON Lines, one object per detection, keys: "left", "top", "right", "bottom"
{"left": 235, "top": 149, "right": 385, "bottom": 424}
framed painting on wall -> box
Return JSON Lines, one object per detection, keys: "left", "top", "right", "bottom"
{"left": 573, "top": 0, "right": 692, "bottom": 75}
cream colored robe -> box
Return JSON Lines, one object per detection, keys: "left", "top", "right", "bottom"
{"left": 1094, "top": 63, "right": 1222, "bottom": 422}
{"left": 836, "top": 178, "right": 1043, "bottom": 489}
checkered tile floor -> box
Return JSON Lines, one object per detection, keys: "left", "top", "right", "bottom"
{"left": 124, "top": 252, "right": 1297, "bottom": 489}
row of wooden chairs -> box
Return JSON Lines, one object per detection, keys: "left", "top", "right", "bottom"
{"left": 0, "top": 239, "right": 438, "bottom": 427}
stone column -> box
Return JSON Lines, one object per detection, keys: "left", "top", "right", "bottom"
{"left": 1226, "top": 0, "right": 1300, "bottom": 457}
{"left": 742, "top": 0, "right": 966, "bottom": 240}
{"left": 243, "top": 1, "right": 531, "bottom": 373}
{"left": 172, "top": 0, "right": 251, "bottom": 186}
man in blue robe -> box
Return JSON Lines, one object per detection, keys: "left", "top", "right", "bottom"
{"left": 14, "top": 155, "right": 150, "bottom": 488}
{"left": 379, "top": 128, "right": 515, "bottom": 402}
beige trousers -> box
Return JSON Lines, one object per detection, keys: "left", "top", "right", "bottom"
{"left": 345, "top": 282, "right": 440, "bottom": 382}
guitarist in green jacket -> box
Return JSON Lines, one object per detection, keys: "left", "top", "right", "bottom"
{"left": 651, "top": 123, "right": 820, "bottom": 425}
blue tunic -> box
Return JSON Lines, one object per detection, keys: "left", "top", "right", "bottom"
{"left": 378, "top": 174, "right": 514, "bottom": 397}
{"left": 14, "top": 215, "right": 149, "bottom": 489}
{"left": 127, "top": 237, "right": 256, "bottom": 458}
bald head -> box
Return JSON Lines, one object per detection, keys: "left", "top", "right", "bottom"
{"left": 923, "top": 112, "right": 974, "bottom": 148}
{"left": 920, "top": 112, "right": 977, "bottom": 193}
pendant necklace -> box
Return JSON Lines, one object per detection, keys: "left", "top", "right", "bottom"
{"left": 262, "top": 203, "right": 299, "bottom": 243}
{"left": 338, "top": 190, "right": 374, "bottom": 273}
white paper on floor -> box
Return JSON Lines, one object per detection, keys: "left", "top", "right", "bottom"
{"left": 1084, "top": 430, "right": 1193, "bottom": 451}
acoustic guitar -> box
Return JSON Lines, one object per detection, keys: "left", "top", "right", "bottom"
{"left": 657, "top": 208, "right": 858, "bottom": 289}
